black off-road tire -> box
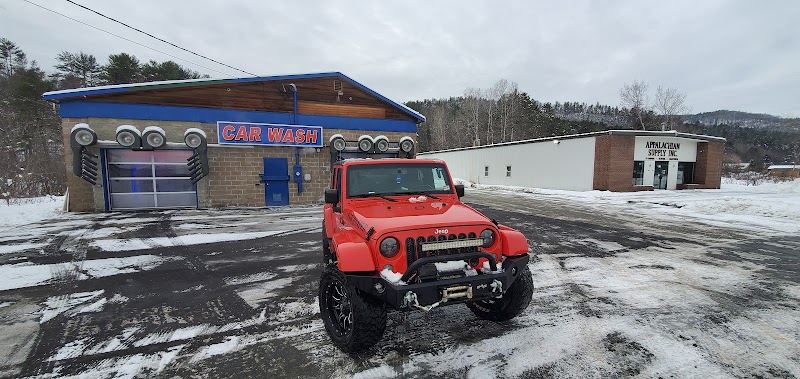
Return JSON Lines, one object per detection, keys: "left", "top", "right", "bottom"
{"left": 322, "top": 223, "right": 334, "bottom": 264}
{"left": 319, "top": 266, "right": 387, "bottom": 353}
{"left": 467, "top": 265, "right": 533, "bottom": 322}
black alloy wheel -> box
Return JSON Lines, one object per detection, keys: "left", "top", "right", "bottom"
{"left": 467, "top": 264, "right": 534, "bottom": 322}
{"left": 318, "top": 267, "right": 387, "bottom": 353}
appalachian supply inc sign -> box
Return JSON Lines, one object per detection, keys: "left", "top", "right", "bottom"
{"left": 217, "top": 121, "right": 323, "bottom": 147}
{"left": 645, "top": 141, "right": 681, "bottom": 160}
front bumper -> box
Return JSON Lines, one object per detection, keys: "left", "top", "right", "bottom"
{"left": 344, "top": 253, "right": 530, "bottom": 310}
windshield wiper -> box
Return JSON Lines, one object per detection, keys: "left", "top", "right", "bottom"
{"left": 389, "top": 191, "right": 441, "bottom": 200}
{"left": 350, "top": 193, "right": 397, "bottom": 202}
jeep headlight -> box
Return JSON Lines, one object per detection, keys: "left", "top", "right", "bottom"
{"left": 380, "top": 237, "right": 399, "bottom": 258}
{"left": 480, "top": 229, "right": 495, "bottom": 248}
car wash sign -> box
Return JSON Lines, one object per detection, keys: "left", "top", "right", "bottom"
{"left": 217, "top": 121, "right": 323, "bottom": 147}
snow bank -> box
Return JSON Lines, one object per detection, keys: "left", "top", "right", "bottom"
{"left": 0, "top": 196, "right": 64, "bottom": 229}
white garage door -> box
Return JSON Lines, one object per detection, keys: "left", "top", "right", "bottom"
{"left": 105, "top": 149, "right": 198, "bottom": 210}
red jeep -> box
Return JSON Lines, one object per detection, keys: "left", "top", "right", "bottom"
{"left": 319, "top": 135, "right": 533, "bottom": 353}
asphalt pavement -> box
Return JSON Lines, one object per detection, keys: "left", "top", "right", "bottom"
{"left": 0, "top": 190, "right": 797, "bottom": 378}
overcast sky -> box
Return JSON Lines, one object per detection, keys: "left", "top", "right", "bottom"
{"left": 2, "top": 0, "right": 799, "bottom": 116}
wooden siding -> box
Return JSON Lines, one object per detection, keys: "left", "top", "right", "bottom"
{"left": 80, "top": 77, "right": 414, "bottom": 121}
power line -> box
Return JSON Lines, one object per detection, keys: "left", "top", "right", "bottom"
{"left": 21, "top": 0, "right": 233, "bottom": 77}
{"left": 63, "top": 0, "right": 256, "bottom": 76}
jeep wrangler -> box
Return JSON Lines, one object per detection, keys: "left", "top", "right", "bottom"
{"left": 319, "top": 134, "right": 533, "bottom": 353}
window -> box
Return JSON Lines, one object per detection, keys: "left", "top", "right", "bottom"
{"left": 678, "top": 162, "right": 695, "bottom": 184}
{"left": 346, "top": 163, "right": 452, "bottom": 197}
{"left": 506, "top": 166, "right": 512, "bottom": 177}
{"left": 484, "top": 166, "right": 489, "bottom": 177}
{"left": 105, "top": 149, "right": 197, "bottom": 210}
{"left": 632, "top": 161, "right": 644, "bottom": 186}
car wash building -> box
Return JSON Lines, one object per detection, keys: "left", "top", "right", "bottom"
{"left": 418, "top": 130, "right": 725, "bottom": 192}
{"left": 44, "top": 72, "right": 425, "bottom": 211}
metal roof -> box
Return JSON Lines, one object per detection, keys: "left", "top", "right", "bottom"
{"left": 419, "top": 129, "right": 726, "bottom": 154}
{"left": 42, "top": 72, "right": 426, "bottom": 123}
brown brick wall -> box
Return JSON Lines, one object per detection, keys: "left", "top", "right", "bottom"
{"left": 593, "top": 136, "right": 610, "bottom": 190}
{"left": 61, "top": 117, "right": 414, "bottom": 210}
{"left": 593, "top": 135, "right": 638, "bottom": 191}
{"left": 61, "top": 118, "right": 96, "bottom": 211}
{"left": 695, "top": 141, "right": 724, "bottom": 189}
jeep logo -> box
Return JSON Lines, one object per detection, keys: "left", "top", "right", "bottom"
{"left": 434, "top": 229, "right": 449, "bottom": 235}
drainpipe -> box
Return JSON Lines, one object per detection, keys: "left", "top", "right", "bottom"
{"left": 289, "top": 84, "right": 303, "bottom": 194}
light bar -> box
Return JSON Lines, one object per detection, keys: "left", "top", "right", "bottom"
{"left": 420, "top": 239, "right": 484, "bottom": 252}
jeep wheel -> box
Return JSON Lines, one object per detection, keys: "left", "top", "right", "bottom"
{"left": 319, "top": 266, "right": 387, "bottom": 353}
{"left": 322, "top": 224, "right": 334, "bottom": 264}
{"left": 467, "top": 265, "right": 533, "bottom": 322}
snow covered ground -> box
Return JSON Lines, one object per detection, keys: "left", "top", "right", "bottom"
{"left": 0, "top": 182, "right": 797, "bottom": 378}
{"left": 457, "top": 178, "right": 800, "bottom": 235}
{"left": 0, "top": 196, "right": 65, "bottom": 231}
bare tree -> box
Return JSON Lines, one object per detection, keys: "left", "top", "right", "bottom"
{"left": 497, "top": 80, "right": 519, "bottom": 142}
{"left": 653, "top": 86, "right": 687, "bottom": 131}
{"left": 462, "top": 87, "right": 483, "bottom": 146}
{"left": 620, "top": 80, "right": 649, "bottom": 130}
{"left": 428, "top": 105, "right": 449, "bottom": 150}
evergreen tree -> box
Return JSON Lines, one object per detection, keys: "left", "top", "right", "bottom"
{"left": 0, "top": 38, "right": 27, "bottom": 77}
{"left": 101, "top": 53, "right": 141, "bottom": 85}
{"left": 53, "top": 51, "right": 101, "bottom": 88}
{"left": 141, "top": 60, "right": 207, "bottom": 81}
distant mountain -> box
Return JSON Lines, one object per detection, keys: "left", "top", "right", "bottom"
{"left": 682, "top": 110, "right": 800, "bottom": 131}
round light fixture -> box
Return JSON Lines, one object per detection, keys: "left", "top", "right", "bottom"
{"left": 116, "top": 131, "right": 136, "bottom": 147}
{"left": 399, "top": 136, "right": 415, "bottom": 153}
{"left": 145, "top": 132, "right": 165, "bottom": 148}
{"left": 374, "top": 135, "right": 390, "bottom": 152}
{"left": 74, "top": 129, "right": 97, "bottom": 146}
{"left": 184, "top": 133, "right": 202, "bottom": 148}
{"left": 142, "top": 126, "right": 167, "bottom": 149}
{"left": 358, "top": 135, "right": 374, "bottom": 152}
{"left": 329, "top": 134, "right": 346, "bottom": 151}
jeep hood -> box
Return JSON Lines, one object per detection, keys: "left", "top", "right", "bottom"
{"left": 345, "top": 200, "right": 492, "bottom": 237}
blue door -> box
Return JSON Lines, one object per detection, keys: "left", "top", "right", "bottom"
{"left": 261, "top": 158, "right": 290, "bottom": 206}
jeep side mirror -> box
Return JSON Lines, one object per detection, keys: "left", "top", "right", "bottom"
{"left": 455, "top": 184, "right": 465, "bottom": 198}
{"left": 324, "top": 189, "right": 339, "bottom": 204}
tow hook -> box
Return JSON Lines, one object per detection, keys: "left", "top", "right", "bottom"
{"left": 490, "top": 280, "right": 503, "bottom": 296}
{"left": 403, "top": 292, "right": 440, "bottom": 311}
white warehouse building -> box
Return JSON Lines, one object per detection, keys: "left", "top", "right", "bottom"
{"left": 418, "top": 130, "right": 726, "bottom": 192}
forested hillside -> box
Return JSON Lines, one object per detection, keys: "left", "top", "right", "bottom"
{"left": 404, "top": 80, "right": 800, "bottom": 169}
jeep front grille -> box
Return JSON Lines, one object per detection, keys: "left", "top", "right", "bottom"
{"left": 406, "top": 232, "right": 478, "bottom": 267}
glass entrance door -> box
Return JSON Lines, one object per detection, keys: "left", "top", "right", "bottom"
{"left": 653, "top": 161, "right": 669, "bottom": 190}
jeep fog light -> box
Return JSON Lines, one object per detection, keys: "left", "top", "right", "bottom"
{"left": 380, "top": 237, "right": 399, "bottom": 258}
{"left": 480, "top": 229, "right": 495, "bottom": 248}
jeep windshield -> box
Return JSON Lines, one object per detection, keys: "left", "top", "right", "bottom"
{"left": 346, "top": 163, "right": 453, "bottom": 198}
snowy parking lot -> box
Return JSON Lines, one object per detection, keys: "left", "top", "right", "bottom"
{"left": 0, "top": 181, "right": 798, "bottom": 378}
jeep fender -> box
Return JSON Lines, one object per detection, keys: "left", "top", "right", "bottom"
{"left": 332, "top": 230, "right": 375, "bottom": 272}
{"left": 498, "top": 224, "right": 529, "bottom": 256}
{"left": 323, "top": 206, "right": 336, "bottom": 239}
